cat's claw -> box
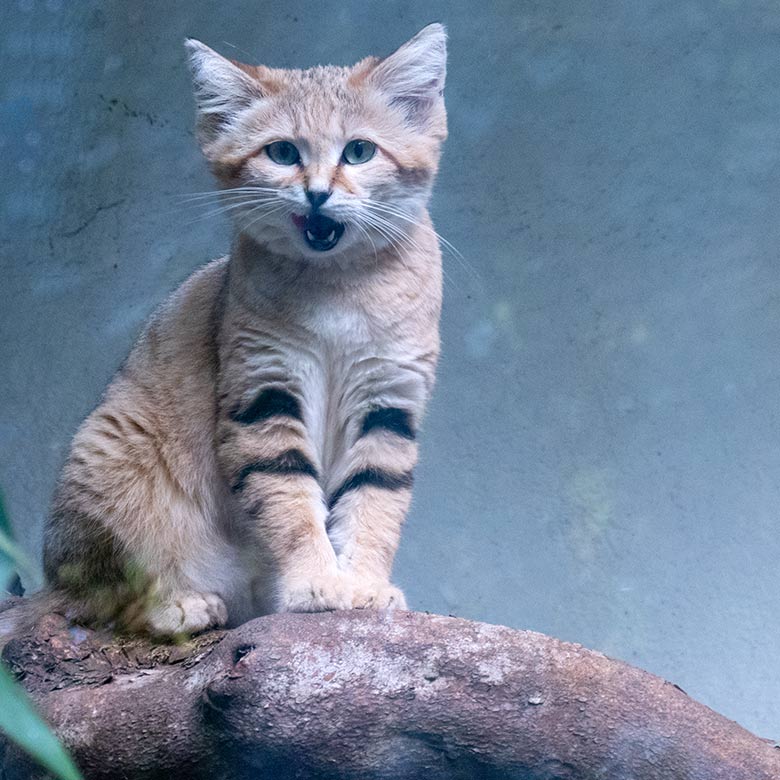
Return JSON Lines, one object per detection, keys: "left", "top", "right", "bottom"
{"left": 278, "top": 572, "right": 354, "bottom": 613}
{"left": 144, "top": 591, "right": 228, "bottom": 637}
{"left": 351, "top": 581, "right": 407, "bottom": 610}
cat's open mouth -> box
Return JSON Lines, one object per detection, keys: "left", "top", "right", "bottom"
{"left": 292, "top": 213, "right": 345, "bottom": 252}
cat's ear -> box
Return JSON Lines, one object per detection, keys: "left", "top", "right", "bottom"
{"left": 185, "top": 39, "right": 264, "bottom": 143}
{"left": 369, "top": 24, "right": 447, "bottom": 132}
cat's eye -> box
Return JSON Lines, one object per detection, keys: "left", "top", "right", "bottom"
{"left": 265, "top": 141, "right": 301, "bottom": 166}
{"left": 342, "top": 139, "right": 376, "bottom": 165}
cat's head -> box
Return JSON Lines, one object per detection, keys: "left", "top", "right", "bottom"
{"left": 186, "top": 25, "right": 447, "bottom": 263}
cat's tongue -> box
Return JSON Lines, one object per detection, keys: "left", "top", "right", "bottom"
{"left": 293, "top": 213, "right": 345, "bottom": 252}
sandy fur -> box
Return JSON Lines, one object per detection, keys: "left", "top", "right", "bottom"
{"left": 42, "top": 25, "right": 447, "bottom": 636}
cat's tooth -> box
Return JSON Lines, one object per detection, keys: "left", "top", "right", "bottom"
{"left": 306, "top": 230, "right": 315, "bottom": 241}
{"left": 327, "top": 230, "right": 336, "bottom": 242}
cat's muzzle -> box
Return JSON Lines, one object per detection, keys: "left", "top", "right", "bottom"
{"left": 301, "top": 213, "right": 345, "bottom": 252}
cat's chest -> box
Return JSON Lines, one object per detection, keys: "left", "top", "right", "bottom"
{"left": 228, "top": 298, "right": 427, "bottom": 470}
{"left": 234, "top": 298, "right": 402, "bottom": 389}
{"left": 302, "top": 298, "right": 374, "bottom": 350}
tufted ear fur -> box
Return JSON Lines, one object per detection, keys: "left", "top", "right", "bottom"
{"left": 185, "top": 39, "right": 264, "bottom": 145}
{"left": 368, "top": 24, "right": 447, "bottom": 135}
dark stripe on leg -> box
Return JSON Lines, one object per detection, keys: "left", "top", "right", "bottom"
{"left": 361, "top": 408, "right": 415, "bottom": 440}
{"left": 328, "top": 468, "right": 414, "bottom": 510}
{"left": 232, "top": 449, "right": 318, "bottom": 492}
{"left": 231, "top": 388, "right": 303, "bottom": 425}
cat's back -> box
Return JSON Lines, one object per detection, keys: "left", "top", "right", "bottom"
{"left": 129, "top": 256, "right": 229, "bottom": 381}
{"left": 79, "top": 257, "right": 230, "bottom": 488}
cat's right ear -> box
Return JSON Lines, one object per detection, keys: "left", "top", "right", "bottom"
{"left": 185, "top": 39, "right": 264, "bottom": 145}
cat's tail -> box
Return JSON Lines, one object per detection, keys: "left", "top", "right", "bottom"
{"left": 0, "top": 590, "right": 67, "bottom": 651}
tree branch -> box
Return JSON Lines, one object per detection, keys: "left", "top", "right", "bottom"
{"left": 1, "top": 611, "right": 778, "bottom": 779}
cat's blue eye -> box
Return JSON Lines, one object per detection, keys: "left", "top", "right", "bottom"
{"left": 266, "top": 141, "right": 301, "bottom": 166}
{"left": 342, "top": 139, "right": 376, "bottom": 165}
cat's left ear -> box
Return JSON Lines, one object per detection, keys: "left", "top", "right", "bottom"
{"left": 368, "top": 23, "right": 447, "bottom": 134}
{"left": 185, "top": 39, "right": 264, "bottom": 144}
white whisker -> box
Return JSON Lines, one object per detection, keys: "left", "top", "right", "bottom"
{"left": 350, "top": 219, "right": 379, "bottom": 266}
{"left": 358, "top": 213, "right": 423, "bottom": 275}
{"left": 361, "top": 211, "right": 426, "bottom": 256}
{"left": 363, "top": 198, "right": 478, "bottom": 281}
{"left": 367, "top": 200, "right": 463, "bottom": 257}
{"left": 176, "top": 186, "right": 282, "bottom": 202}
{"left": 242, "top": 201, "right": 293, "bottom": 233}
{"left": 183, "top": 197, "right": 281, "bottom": 226}
{"left": 359, "top": 208, "right": 458, "bottom": 286}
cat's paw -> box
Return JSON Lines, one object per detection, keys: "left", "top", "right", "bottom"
{"left": 144, "top": 591, "right": 228, "bottom": 637}
{"left": 278, "top": 571, "right": 354, "bottom": 613}
{"left": 351, "top": 581, "right": 407, "bottom": 610}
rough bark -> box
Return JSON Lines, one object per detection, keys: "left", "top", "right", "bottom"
{"left": 0, "top": 610, "right": 778, "bottom": 780}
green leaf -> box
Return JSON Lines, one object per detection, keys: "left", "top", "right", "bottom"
{"left": 0, "top": 489, "right": 74, "bottom": 777}
{"left": 0, "top": 663, "right": 83, "bottom": 780}
{"left": 0, "top": 491, "right": 13, "bottom": 590}
{"left": 0, "top": 491, "right": 42, "bottom": 591}
{"left": 0, "top": 529, "right": 37, "bottom": 585}
{"left": 0, "top": 547, "right": 14, "bottom": 595}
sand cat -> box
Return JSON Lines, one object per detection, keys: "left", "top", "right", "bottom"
{"left": 41, "top": 24, "right": 447, "bottom": 636}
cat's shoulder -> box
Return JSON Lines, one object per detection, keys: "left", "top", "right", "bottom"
{"left": 130, "top": 256, "right": 229, "bottom": 368}
{"left": 163, "top": 256, "right": 229, "bottom": 312}
{"left": 145, "top": 256, "right": 228, "bottom": 326}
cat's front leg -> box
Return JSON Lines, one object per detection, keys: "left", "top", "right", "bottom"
{"left": 218, "top": 386, "right": 353, "bottom": 613}
{"left": 327, "top": 406, "right": 419, "bottom": 610}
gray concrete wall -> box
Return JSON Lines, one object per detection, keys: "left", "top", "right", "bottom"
{"left": 1, "top": 0, "right": 778, "bottom": 738}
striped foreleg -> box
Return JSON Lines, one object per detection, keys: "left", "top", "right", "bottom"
{"left": 219, "top": 387, "right": 353, "bottom": 612}
{"left": 326, "top": 407, "right": 418, "bottom": 609}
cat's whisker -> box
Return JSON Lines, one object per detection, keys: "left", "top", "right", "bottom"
{"left": 191, "top": 201, "right": 288, "bottom": 229}
{"left": 359, "top": 218, "right": 399, "bottom": 257}
{"left": 358, "top": 212, "right": 404, "bottom": 250}
{"left": 161, "top": 194, "right": 264, "bottom": 220}
{"left": 367, "top": 201, "right": 466, "bottom": 260}
{"left": 364, "top": 199, "right": 459, "bottom": 248}
{"left": 361, "top": 212, "right": 459, "bottom": 285}
{"left": 367, "top": 209, "right": 457, "bottom": 287}
{"left": 241, "top": 201, "right": 293, "bottom": 233}
{"left": 174, "top": 191, "right": 286, "bottom": 215}
{"left": 358, "top": 214, "right": 421, "bottom": 275}
{"left": 176, "top": 186, "right": 282, "bottom": 202}
{"left": 364, "top": 199, "right": 478, "bottom": 281}
{"left": 361, "top": 211, "right": 427, "bottom": 257}
{"left": 179, "top": 194, "right": 277, "bottom": 208}
{"left": 175, "top": 197, "right": 275, "bottom": 219}
{"left": 365, "top": 203, "right": 443, "bottom": 251}
{"left": 192, "top": 196, "right": 279, "bottom": 213}
{"left": 242, "top": 201, "right": 291, "bottom": 224}
{"left": 183, "top": 197, "right": 281, "bottom": 225}
{"left": 173, "top": 194, "right": 279, "bottom": 219}
{"left": 350, "top": 219, "right": 379, "bottom": 266}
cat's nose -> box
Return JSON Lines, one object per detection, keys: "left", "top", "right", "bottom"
{"left": 305, "top": 190, "right": 331, "bottom": 211}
